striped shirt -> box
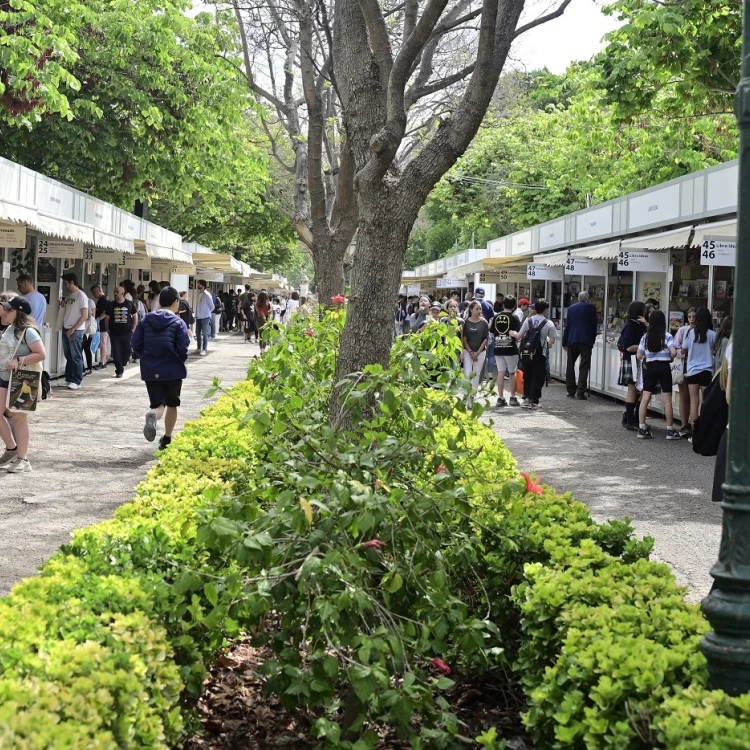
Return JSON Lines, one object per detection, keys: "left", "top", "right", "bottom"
{"left": 637, "top": 332, "right": 676, "bottom": 362}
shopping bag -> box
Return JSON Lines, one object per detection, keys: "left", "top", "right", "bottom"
{"left": 7, "top": 365, "right": 42, "bottom": 413}
{"left": 516, "top": 369, "right": 524, "bottom": 394}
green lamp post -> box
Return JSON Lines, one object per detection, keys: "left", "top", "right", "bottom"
{"left": 700, "top": 1, "right": 750, "bottom": 695}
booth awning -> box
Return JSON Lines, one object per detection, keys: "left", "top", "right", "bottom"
{"left": 0, "top": 199, "right": 96, "bottom": 244}
{"left": 533, "top": 249, "right": 569, "bottom": 266}
{"left": 93, "top": 229, "right": 134, "bottom": 255}
{"left": 571, "top": 240, "right": 621, "bottom": 259}
{"left": 171, "top": 246, "right": 193, "bottom": 265}
{"left": 620, "top": 227, "right": 692, "bottom": 251}
{"left": 191, "top": 250, "right": 245, "bottom": 275}
{"left": 483, "top": 253, "right": 533, "bottom": 268}
{"left": 692, "top": 219, "right": 736, "bottom": 247}
{"left": 145, "top": 243, "right": 173, "bottom": 261}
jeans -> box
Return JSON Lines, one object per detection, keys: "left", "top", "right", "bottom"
{"left": 523, "top": 354, "right": 547, "bottom": 404}
{"left": 62, "top": 329, "right": 84, "bottom": 385}
{"left": 111, "top": 333, "right": 132, "bottom": 375}
{"left": 566, "top": 343, "right": 593, "bottom": 396}
{"left": 196, "top": 317, "right": 211, "bottom": 351}
{"left": 210, "top": 314, "right": 217, "bottom": 340}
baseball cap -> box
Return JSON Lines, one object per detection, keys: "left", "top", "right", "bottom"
{"left": 0, "top": 296, "right": 32, "bottom": 315}
{"left": 518, "top": 298, "right": 530, "bottom": 306}
{"left": 475, "top": 287, "right": 485, "bottom": 296}
{"left": 430, "top": 302, "right": 442, "bottom": 310}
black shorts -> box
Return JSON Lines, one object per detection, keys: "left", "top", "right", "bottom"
{"left": 686, "top": 370, "right": 713, "bottom": 387}
{"left": 0, "top": 379, "right": 8, "bottom": 390}
{"left": 642, "top": 360, "right": 672, "bottom": 394}
{"left": 145, "top": 379, "right": 182, "bottom": 409}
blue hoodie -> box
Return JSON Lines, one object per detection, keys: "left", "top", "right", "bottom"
{"left": 131, "top": 310, "right": 189, "bottom": 382}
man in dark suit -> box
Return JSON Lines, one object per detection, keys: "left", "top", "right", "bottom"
{"left": 562, "top": 291, "right": 599, "bottom": 399}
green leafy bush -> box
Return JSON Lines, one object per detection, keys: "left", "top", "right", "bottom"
{"left": 0, "top": 309, "right": 745, "bottom": 749}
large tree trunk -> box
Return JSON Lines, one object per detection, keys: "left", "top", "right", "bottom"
{"left": 333, "top": 183, "right": 416, "bottom": 406}
{"left": 313, "top": 238, "right": 348, "bottom": 302}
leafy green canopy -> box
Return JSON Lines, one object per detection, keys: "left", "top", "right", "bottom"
{"left": 0, "top": 0, "right": 81, "bottom": 122}
{"left": 0, "top": 0, "right": 293, "bottom": 267}
{"left": 598, "top": 0, "right": 740, "bottom": 118}
{"left": 407, "top": 65, "right": 736, "bottom": 266}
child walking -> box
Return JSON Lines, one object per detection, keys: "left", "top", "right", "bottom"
{"left": 636, "top": 310, "right": 680, "bottom": 440}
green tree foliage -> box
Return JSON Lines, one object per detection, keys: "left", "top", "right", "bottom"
{"left": 408, "top": 64, "right": 737, "bottom": 266}
{"left": 0, "top": 0, "right": 293, "bottom": 266}
{"left": 597, "top": 0, "right": 740, "bottom": 118}
{"left": 0, "top": 0, "right": 81, "bottom": 123}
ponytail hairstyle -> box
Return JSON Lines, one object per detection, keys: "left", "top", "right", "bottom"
{"left": 646, "top": 310, "right": 667, "bottom": 353}
{"left": 694, "top": 306, "right": 713, "bottom": 344}
{"left": 714, "top": 316, "right": 732, "bottom": 355}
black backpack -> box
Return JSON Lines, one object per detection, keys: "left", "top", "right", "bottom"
{"left": 179, "top": 299, "right": 195, "bottom": 326}
{"left": 692, "top": 373, "right": 728, "bottom": 457}
{"left": 41, "top": 371, "right": 51, "bottom": 401}
{"left": 519, "top": 318, "right": 547, "bottom": 360}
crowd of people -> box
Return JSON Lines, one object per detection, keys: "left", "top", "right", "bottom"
{"left": 0, "top": 274, "right": 309, "bottom": 470}
{"left": 395, "top": 287, "right": 733, "bottom": 444}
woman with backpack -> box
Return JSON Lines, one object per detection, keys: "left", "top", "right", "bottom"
{"left": 617, "top": 301, "right": 647, "bottom": 430}
{"left": 461, "top": 301, "right": 489, "bottom": 393}
{"left": 517, "top": 299, "right": 556, "bottom": 410}
{"left": 636, "top": 310, "right": 680, "bottom": 440}
{"left": 681, "top": 306, "right": 716, "bottom": 432}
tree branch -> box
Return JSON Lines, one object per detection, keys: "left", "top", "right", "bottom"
{"left": 358, "top": 0, "right": 394, "bottom": 90}
{"left": 405, "top": 63, "right": 475, "bottom": 108}
{"left": 513, "top": 0, "right": 574, "bottom": 38}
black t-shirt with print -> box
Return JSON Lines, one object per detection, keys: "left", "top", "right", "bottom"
{"left": 490, "top": 312, "right": 521, "bottom": 355}
{"left": 106, "top": 300, "right": 135, "bottom": 336}
{"left": 463, "top": 318, "right": 489, "bottom": 352}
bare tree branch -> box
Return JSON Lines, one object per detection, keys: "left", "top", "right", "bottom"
{"left": 513, "top": 0, "right": 574, "bottom": 38}
{"left": 405, "top": 63, "right": 475, "bottom": 108}
{"left": 358, "top": 0, "right": 394, "bottom": 90}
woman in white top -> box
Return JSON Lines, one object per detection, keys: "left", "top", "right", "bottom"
{"left": 673, "top": 307, "right": 696, "bottom": 438}
{"left": 285, "top": 291, "right": 301, "bottom": 320}
{"left": 0, "top": 296, "right": 47, "bottom": 473}
{"left": 681, "top": 307, "right": 716, "bottom": 430}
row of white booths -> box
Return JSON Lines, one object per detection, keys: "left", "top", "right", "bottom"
{"left": 0, "top": 155, "right": 290, "bottom": 377}
{"left": 402, "top": 159, "right": 739, "bottom": 415}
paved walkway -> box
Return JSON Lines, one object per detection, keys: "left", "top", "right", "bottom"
{"left": 484, "top": 380, "right": 721, "bottom": 603}
{"left": 0, "top": 333, "right": 258, "bottom": 594}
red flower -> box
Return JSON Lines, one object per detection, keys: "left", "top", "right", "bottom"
{"left": 305, "top": 329, "right": 315, "bottom": 337}
{"left": 361, "top": 540, "right": 386, "bottom": 550}
{"left": 521, "top": 472, "right": 544, "bottom": 496}
{"left": 331, "top": 295, "right": 347, "bottom": 304}
{"left": 434, "top": 465, "right": 447, "bottom": 475}
{"left": 430, "top": 657, "right": 451, "bottom": 675}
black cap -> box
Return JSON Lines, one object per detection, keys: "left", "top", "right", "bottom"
{"left": 1, "top": 296, "right": 32, "bottom": 315}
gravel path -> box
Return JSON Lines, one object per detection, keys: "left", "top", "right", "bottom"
{"left": 0, "top": 333, "right": 257, "bottom": 594}
{"left": 483, "top": 380, "right": 722, "bottom": 602}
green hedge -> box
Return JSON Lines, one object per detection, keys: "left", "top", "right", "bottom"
{"left": 0, "top": 313, "right": 747, "bottom": 748}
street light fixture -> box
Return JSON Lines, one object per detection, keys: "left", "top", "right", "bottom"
{"left": 700, "top": 0, "right": 750, "bottom": 695}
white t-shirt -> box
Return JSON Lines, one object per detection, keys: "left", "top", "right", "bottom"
{"left": 0, "top": 326, "right": 42, "bottom": 381}
{"left": 62, "top": 288, "right": 89, "bottom": 330}
{"left": 286, "top": 299, "right": 300, "bottom": 318}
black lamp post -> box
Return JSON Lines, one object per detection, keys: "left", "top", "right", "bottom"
{"left": 700, "top": 1, "right": 750, "bottom": 695}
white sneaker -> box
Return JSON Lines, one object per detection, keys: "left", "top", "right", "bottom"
{"left": 200, "top": 350, "right": 208, "bottom": 357}
{"left": 67, "top": 383, "right": 81, "bottom": 390}
{"left": 0, "top": 448, "right": 18, "bottom": 467}
{"left": 6, "top": 458, "right": 31, "bottom": 473}
{"left": 143, "top": 409, "right": 157, "bottom": 442}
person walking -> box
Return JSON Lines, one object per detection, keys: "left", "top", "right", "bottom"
{"left": 81, "top": 296, "right": 98, "bottom": 377}
{"left": 194, "top": 279, "right": 214, "bottom": 357}
{"left": 91, "top": 284, "right": 110, "bottom": 370}
{"left": 563, "top": 291, "right": 598, "bottom": 400}
{"left": 132, "top": 286, "right": 190, "bottom": 451}
{"left": 0, "top": 296, "right": 46, "bottom": 473}
{"left": 681, "top": 306, "right": 716, "bottom": 433}
{"left": 636, "top": 310, "right": 680, "bottom": 440}
{"left": 616, "top": 300, "right": 647, "bottom": 430}
{"left": 242, "top": 292, "right": 258, "bottom": 343}
{"left": 491, "top": 296, "right": 521, "bottom": 407}
{"left": 255, "top": 291, "right": 272, "bottom": 352}
{"left": 148, "top": 280, "right": 161, "bottom": 312}
{"left": 286, "top": 291, "right": 301, "bottom": 320}
{"left": 211, "top": 291, "right": 224, "bottom": 340}
{"left": 518, "top": 299, "right": 556, "bottom": 410}
{"left": 461, "top": 301, "right": 489, "bottom": 394}
{"left": 494, "top": 292, "right": 505, "bottom": 314}
{"left": 105, "top": 286, "right": 137, "bottom": 378}
{"left": 178, "top": 291, "right": 195, "bottom": 339}
{"left": 60, "top": 273, "right": 88, "bottom": 390}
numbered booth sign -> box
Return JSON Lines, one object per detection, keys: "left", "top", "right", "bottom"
{"left": 699, "top": 237, "right": 736, "bottom": 267}
{"left": 37, "top": 238, "right": 84, "bottom": 260}
{"left": 617, "top": 250, "right": 668, "bottom": 273}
